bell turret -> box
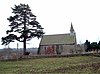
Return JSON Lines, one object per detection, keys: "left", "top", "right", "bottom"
{"left": 70, "top": 22, "right": 75, "bottom": 36}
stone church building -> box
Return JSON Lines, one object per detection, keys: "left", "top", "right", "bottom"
{"left": 38, "top": 23, "right": 77, "bottom": 55}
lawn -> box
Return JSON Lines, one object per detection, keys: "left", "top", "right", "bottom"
{"left": 0, "top": 56, "right": 100, "bottom": 74}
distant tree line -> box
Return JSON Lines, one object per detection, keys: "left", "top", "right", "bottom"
{"left": 84, "top": 40, "right": 100, "bottom": 53}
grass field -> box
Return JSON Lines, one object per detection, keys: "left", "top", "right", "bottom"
{"left": 0, "top": 56, "right": 100, "bottom": 74}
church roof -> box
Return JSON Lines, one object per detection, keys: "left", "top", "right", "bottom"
{"left": 40, "top": 33, "right": 76, "bottom": 46}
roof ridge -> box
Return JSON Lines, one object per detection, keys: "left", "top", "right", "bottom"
{"left": 44, "top": 33, "right": 70, "bottom": 36}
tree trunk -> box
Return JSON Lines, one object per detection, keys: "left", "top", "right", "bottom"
{"left": 23, "top": 13, "right": 27, "bottom": 55}
{"left": 97, "top": 49, "right": 98, "bottom": 53}
{"left": 23, "top": 37, "right": 26, "bottom": 55}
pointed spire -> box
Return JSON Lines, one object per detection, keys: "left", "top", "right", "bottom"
{"left": 70, "top": 22, "right": 74, "bottom": 33}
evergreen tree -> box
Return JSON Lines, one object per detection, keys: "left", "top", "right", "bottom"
{"left": 1, "top": 4, "right": 44, "bottom": 55}
{"left": 84, "top": 40, "right": 91, "bottom": 52}
{"left": 91, "top": 42, "right": 98, "bottom": 52}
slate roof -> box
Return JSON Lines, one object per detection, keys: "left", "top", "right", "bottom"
{"left": 40, "top": 33, "right": 76, "bottom": 45}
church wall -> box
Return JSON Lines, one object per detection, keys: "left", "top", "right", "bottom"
{"left": 61, "top": 44, "right": 76, "bottom": 55}
{"left": 39, "top": 44, "right": 76, "bottom": 55}
{"left": 39, "top": 45, "right": 56, "bottom": 55}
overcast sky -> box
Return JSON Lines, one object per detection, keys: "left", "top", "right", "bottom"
{"left": 0, "top": 0, "right": 100, "bottom": 48}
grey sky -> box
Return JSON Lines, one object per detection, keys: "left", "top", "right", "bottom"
{"left": 0, "top": 0, "right": 100, "bottom": 48}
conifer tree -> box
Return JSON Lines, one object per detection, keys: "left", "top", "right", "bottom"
{"left": 1, "top": 4, "right": 44, "bottom": 55}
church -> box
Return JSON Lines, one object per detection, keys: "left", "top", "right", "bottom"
{"left": 38, "top": 23, "right": 77, "bottom": 55}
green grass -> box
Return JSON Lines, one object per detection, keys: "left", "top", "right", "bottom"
{"left": 0, "top": 56, "right": 100, "bottom": 74}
